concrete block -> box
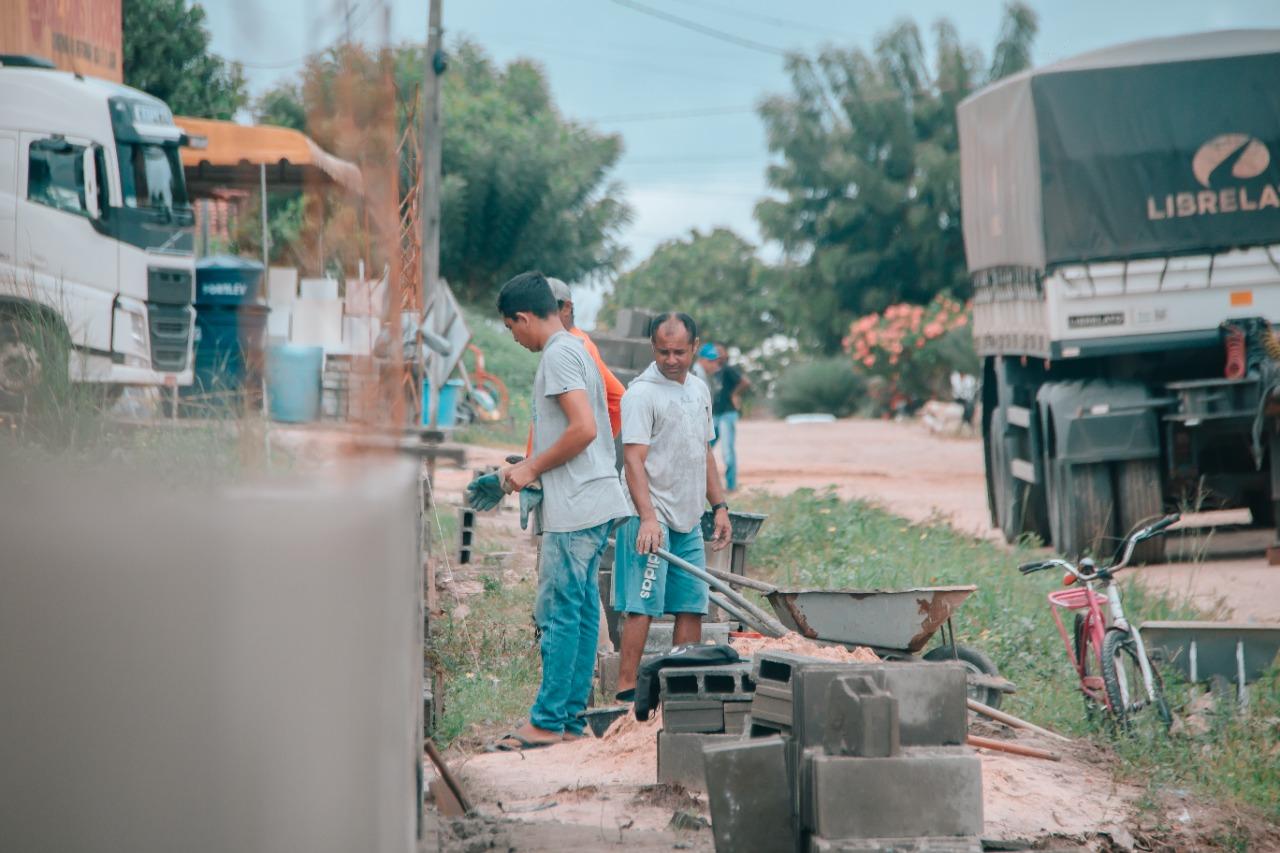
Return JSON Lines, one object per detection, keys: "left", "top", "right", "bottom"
{"left": 751, "top": 650, "right": 830, "bottom": 686}
{"left": 643, "top": 620, "right": 731, "bottom": 654}
{"left": 749, "top": 683, "right": 793, "bottom": 727}
{"left": 596, "top": 651, "right": 620, "bottom": 701}
{"left": 659, "top": 662, "right": 753, "bottom": 701}
{"left": 722, "top": 701, "right": 750, "bottom": 735}
{"left": 747, "top": 716, "right": 789, "bottom": 738}
{"left": 663, "top": 699, "right": 726, "bottom": 733}
{"left": 804, "top": 748, "right": 983, "bottom": 839}
{"left": 614, "top": 307, "right": 657, "bottom": 339}
{"left": 703, "top": 737, "right": 794, "bottom": 853}
{"left": 810, "top": 837, "right": 982, "bottom": 852}
{"left": 592, "top": 333, "right": 654, "bottom": 371}
{"left": 657, "top": 731, "right": 739, "bottom": 791}
{"left": 823, "top": 674, "right": 900, "bottom": 758}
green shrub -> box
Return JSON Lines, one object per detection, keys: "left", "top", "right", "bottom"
{"left": 772, "top": 358, "right": 866, "bottom": 418}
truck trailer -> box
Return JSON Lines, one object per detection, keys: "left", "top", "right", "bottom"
{"left": 958, "top": 30, "right": 1280, "bottom": 560}
{"left": 0, "top": 55, "right": 196, "bottom": 407}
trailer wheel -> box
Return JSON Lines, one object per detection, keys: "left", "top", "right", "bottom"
{"left": 1054, "top": 462, "right": 1116, "bottom": 559}
{"left": 1116, "top": 459, "right": 1166, "bottom": 564}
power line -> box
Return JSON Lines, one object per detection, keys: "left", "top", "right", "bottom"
{"left": 608, "top": 0, "right": 792, "bottom": 57}
{"left": 675, "top": 0, "right": 839, "bottom": 37}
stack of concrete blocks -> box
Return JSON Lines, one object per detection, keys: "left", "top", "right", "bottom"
{"left": 703, "top": 652, "right": 982, "bottom": 852}
{"left": 595, "top": 307, "right": 658, "bottom": 388}
{"left": 656, "top": 662, "right": 755, "bottom": 791}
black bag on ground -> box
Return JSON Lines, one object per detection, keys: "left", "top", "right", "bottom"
{"left": 634, "top": 643, "right": 741, "bottom": 721}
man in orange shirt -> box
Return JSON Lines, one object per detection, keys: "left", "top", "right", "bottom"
{"left": 526, "top": 278, "right": 625, "bottom": 455}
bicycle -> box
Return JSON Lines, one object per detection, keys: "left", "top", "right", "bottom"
{"left": 1019, "top": 513, "right": 1180, "bottom": 729}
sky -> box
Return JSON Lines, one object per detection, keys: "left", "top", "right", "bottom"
{"left": 201, "top": 0, "right": 1280, "bottom": 323}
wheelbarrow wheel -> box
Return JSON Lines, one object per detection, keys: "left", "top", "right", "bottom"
{"left": 923, "top": 644, "right": 1003, "bottom": 710}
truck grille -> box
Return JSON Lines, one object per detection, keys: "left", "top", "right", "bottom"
{"left": 148, "top": 267, "right": 193, "bottom": 305}
{"left": 148, "top": 304, "right": 192, "bottom": 372}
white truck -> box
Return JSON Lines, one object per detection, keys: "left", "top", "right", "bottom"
{"left": 958, "top": 30, "right": 1280, "bottom": 559}
{"left": 0, "top": 55, "right": 196, "bottom": 407}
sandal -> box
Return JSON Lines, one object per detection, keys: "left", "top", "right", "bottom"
{"left": 485, "top": 730, "right": 558, "bottom": 753}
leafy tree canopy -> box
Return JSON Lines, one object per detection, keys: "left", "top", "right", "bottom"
{"left": 602, "top": 228, "right": 785, "bottom": 353}
{"left": 754, "top": 3, "right": 1037, "bottom": 350}
{"left": 123, "top": 0, "right": 248, "bottom": 119}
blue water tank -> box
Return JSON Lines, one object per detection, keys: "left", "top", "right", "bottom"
{"left": 266, "top": 345, "right": 324, "bottom": 423}
{"left": 188, "top": 256, "right": 269, "bottom": 402}
{"left": 424, "top": 378, "right": 465, "bottom": 427}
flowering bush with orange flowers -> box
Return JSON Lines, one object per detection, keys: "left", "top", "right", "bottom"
{"left": 843, "top": 293, "right": 978, "bottom": 404}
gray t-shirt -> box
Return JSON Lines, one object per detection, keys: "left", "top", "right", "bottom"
{"left": 620, "top": 362, "right": 715, "bottom": 533}
{"left": 533, "top": 331, "right": 630, "bottom": 533}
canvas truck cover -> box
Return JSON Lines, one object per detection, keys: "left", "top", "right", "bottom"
{"left": 958, "top": 29, "right": 1280, "bottom": 274}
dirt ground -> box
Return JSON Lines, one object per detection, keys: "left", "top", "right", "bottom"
{"left": 732, "top": 417, "right": 1280, "bottom": 623}
{"left": 422, "top": 418, "right": 1280, "bottom": 851}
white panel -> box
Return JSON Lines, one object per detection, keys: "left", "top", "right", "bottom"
{"left": 299, "top": 277, "right": 339, "bottom": 301}
{"left": 267, "top": 267, "right": 298, "bottom": 306}
{"left": 290, "top": 299, "right": 344, "bottom": 349}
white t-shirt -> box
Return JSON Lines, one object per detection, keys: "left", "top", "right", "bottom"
{"left": 620, "top": 362, "right": 715, "bottom": 533}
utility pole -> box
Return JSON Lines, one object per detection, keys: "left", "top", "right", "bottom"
{"left": 419, "top": 0, "right": 444, "bottom": 425}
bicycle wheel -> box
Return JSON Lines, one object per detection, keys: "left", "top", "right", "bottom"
{"left": 1101, "top": 629, "right": 1172, "bottom": 730}
{"left": 1073, "top": 614, "right": 1106, "bottom": 725}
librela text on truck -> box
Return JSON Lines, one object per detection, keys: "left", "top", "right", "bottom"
{"left": 958, "top": 30, "right": 1280, "bottom": 560}
{"left": 0, "top": 55, "right": 196, "bottom": 407}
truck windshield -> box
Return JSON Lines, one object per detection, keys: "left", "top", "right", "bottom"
{"left": 117, "top": 141, "right": 190, "bottom": 217}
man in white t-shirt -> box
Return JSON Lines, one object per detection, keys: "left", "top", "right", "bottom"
{"left": 612, "top": 312, "right": 732, "bottom": 702}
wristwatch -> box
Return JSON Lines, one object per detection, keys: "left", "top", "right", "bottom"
{"left": 711, "top": 501, "right": 729, "bottom": 513}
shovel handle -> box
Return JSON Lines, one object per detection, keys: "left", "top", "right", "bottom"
{"left": 655, "top": 547, "right": 787, "bottom": 638}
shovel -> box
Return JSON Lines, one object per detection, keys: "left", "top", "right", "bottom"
{"left": 653, "top": 546, "right": 788, "bottom": 638}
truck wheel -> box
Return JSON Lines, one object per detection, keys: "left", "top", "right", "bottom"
{"left": 1056, "top": 462, "right": 1115, "bottom": 559}
{"left": 1116, "top": 459, "right": 1166, "bottom": 564}
{"left": 988, "top": 410, "right": 1016, "bottom": 541}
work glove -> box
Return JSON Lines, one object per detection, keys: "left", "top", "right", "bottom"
{"left": 519, "top": 485, "right": 543, "bottom": 531}
{"left": 465, "top": 472, "right": 504, "bottom": 511}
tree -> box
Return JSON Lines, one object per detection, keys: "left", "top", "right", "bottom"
{"left": 602, "top": 228, "right": 784, "bottom": 353}
{"left": 252, "top": 40, "right": 632, "bottom": 302}
{"left": 122, "top": 0, "right": 248, "bottom": 119}
{"left": 755, "top": 3, "right": 1037, "bottom": 351}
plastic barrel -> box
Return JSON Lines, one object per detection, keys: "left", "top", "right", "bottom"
{"left": 423, "top": 378, "right": 465, "bottom": 427}
{"left": 266, "top": 345, "right": 323, "bottom": 423}
{"left": 188, "top": 305, "right": 270, "bottom": 397}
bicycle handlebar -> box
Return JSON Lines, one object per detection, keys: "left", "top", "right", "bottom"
{"left": 1019, "top": 513, "right": 1180, "bottom": 580}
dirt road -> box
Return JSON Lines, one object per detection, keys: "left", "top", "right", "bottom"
{"left": 733, "top": 417, "right": 1280, "bottom": 622}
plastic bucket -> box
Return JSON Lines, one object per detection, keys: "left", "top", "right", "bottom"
{"left": 266, "top": 345, "right": 323, "bottom": 423}
{"left": 423, "top": 378, "right": 465, "bottom": 427}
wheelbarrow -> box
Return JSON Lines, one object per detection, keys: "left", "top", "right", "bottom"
{"left": 655, "top": 546, "right": 1013, "bottom": 708}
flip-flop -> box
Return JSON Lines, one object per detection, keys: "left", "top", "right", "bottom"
{"left": 615, "top": 689, "right": 636, "bottom": 703}
{"left": 485, "top": 731, "right": 557, "bottom": 753}
{"left": 561, "top": 731, "right": 586, "bottom": 742}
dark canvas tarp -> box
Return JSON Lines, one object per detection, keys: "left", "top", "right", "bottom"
{"left": 959, "top": 30, "right": 1280, "bottom": 274}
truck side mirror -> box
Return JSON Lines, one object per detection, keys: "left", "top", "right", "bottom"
{"left": 82, "top": 146, "right": 100, "bottom": 220}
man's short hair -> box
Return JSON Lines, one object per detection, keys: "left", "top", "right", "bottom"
{"left": 648, "top": 312, "right": 698, "bottom": 344}
{"left": 497, "top": 271, "right": 558, "bottom": 319}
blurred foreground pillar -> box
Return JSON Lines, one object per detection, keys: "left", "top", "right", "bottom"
{"left": 0, "top": 458, "right": 422, "bottom": 853}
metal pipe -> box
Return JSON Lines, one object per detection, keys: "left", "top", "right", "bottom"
{"left": 704, "top": 565, "right": 779, "bottom": 595}
{"left": 656, "top": 547, "right": 786, "bottom": 637}
{"left": 708, "top": 591, "right": 763, "bottom": 634}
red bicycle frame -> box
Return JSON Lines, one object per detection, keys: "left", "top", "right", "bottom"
{"left": 1047, "top": 585, "right": 1112, "bottom": 710}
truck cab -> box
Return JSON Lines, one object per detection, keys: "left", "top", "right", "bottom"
{"left": 0, "top": 57, "right": 196, "bottom": 405}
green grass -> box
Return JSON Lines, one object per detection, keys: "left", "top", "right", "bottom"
{"left": 451, "top": 306, "right": 537, "bottom": 449}
{"left": 736, "top": 487, "right": 1280, "bottom": 827}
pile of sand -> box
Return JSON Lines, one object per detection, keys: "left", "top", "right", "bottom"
{"left": 730, "top": 631, "right": 879, "bottom": 663}
{"left": 593, "top": 707, "right": 662, "bottom": 759}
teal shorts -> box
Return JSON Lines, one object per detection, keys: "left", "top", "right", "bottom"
{"left": 613, "top": 516, "right": 709, "bottom": 617}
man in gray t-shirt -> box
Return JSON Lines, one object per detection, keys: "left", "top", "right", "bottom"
{"left": 488, "top": 271, "right": 629, "bottom": 751}
{"left": 613, "top": 312, "right": 732, "bottom": 702}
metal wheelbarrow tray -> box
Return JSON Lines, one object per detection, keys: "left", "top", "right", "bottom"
{"left": 766, "top": 585, "right": 979, "bottom": 655}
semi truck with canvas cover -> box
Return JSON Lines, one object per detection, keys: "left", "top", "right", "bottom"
{"left": 0, "top": 55, "right": 196, "bottom": 407}
{"left": 958, "top": 30, "right": 1280, "bottom": 560}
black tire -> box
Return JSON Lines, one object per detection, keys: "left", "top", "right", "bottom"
{"left": 923, "top": 644, "right": 1003, "bottom": 710}
{"left": 1101, "top": 628, "right": 1172, "bottom": 730}
{"left": 1073, "top": 614, "right": 1105, "bottom": 725}
{"left": 1056, "top": 462, "right": 1116, "bottom": 559}
{"left": 988, "top": 410, "right": 1015, "bottom": 542}
{"left": 1116, "top": 459, "right": 1166, "bottom": 564}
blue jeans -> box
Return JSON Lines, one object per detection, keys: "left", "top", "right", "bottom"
{"left": 530, "top": 521, "right": 612, "bottom": 734}
{"left": 714, "top": 411, "right": 739, "bottom": 491}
